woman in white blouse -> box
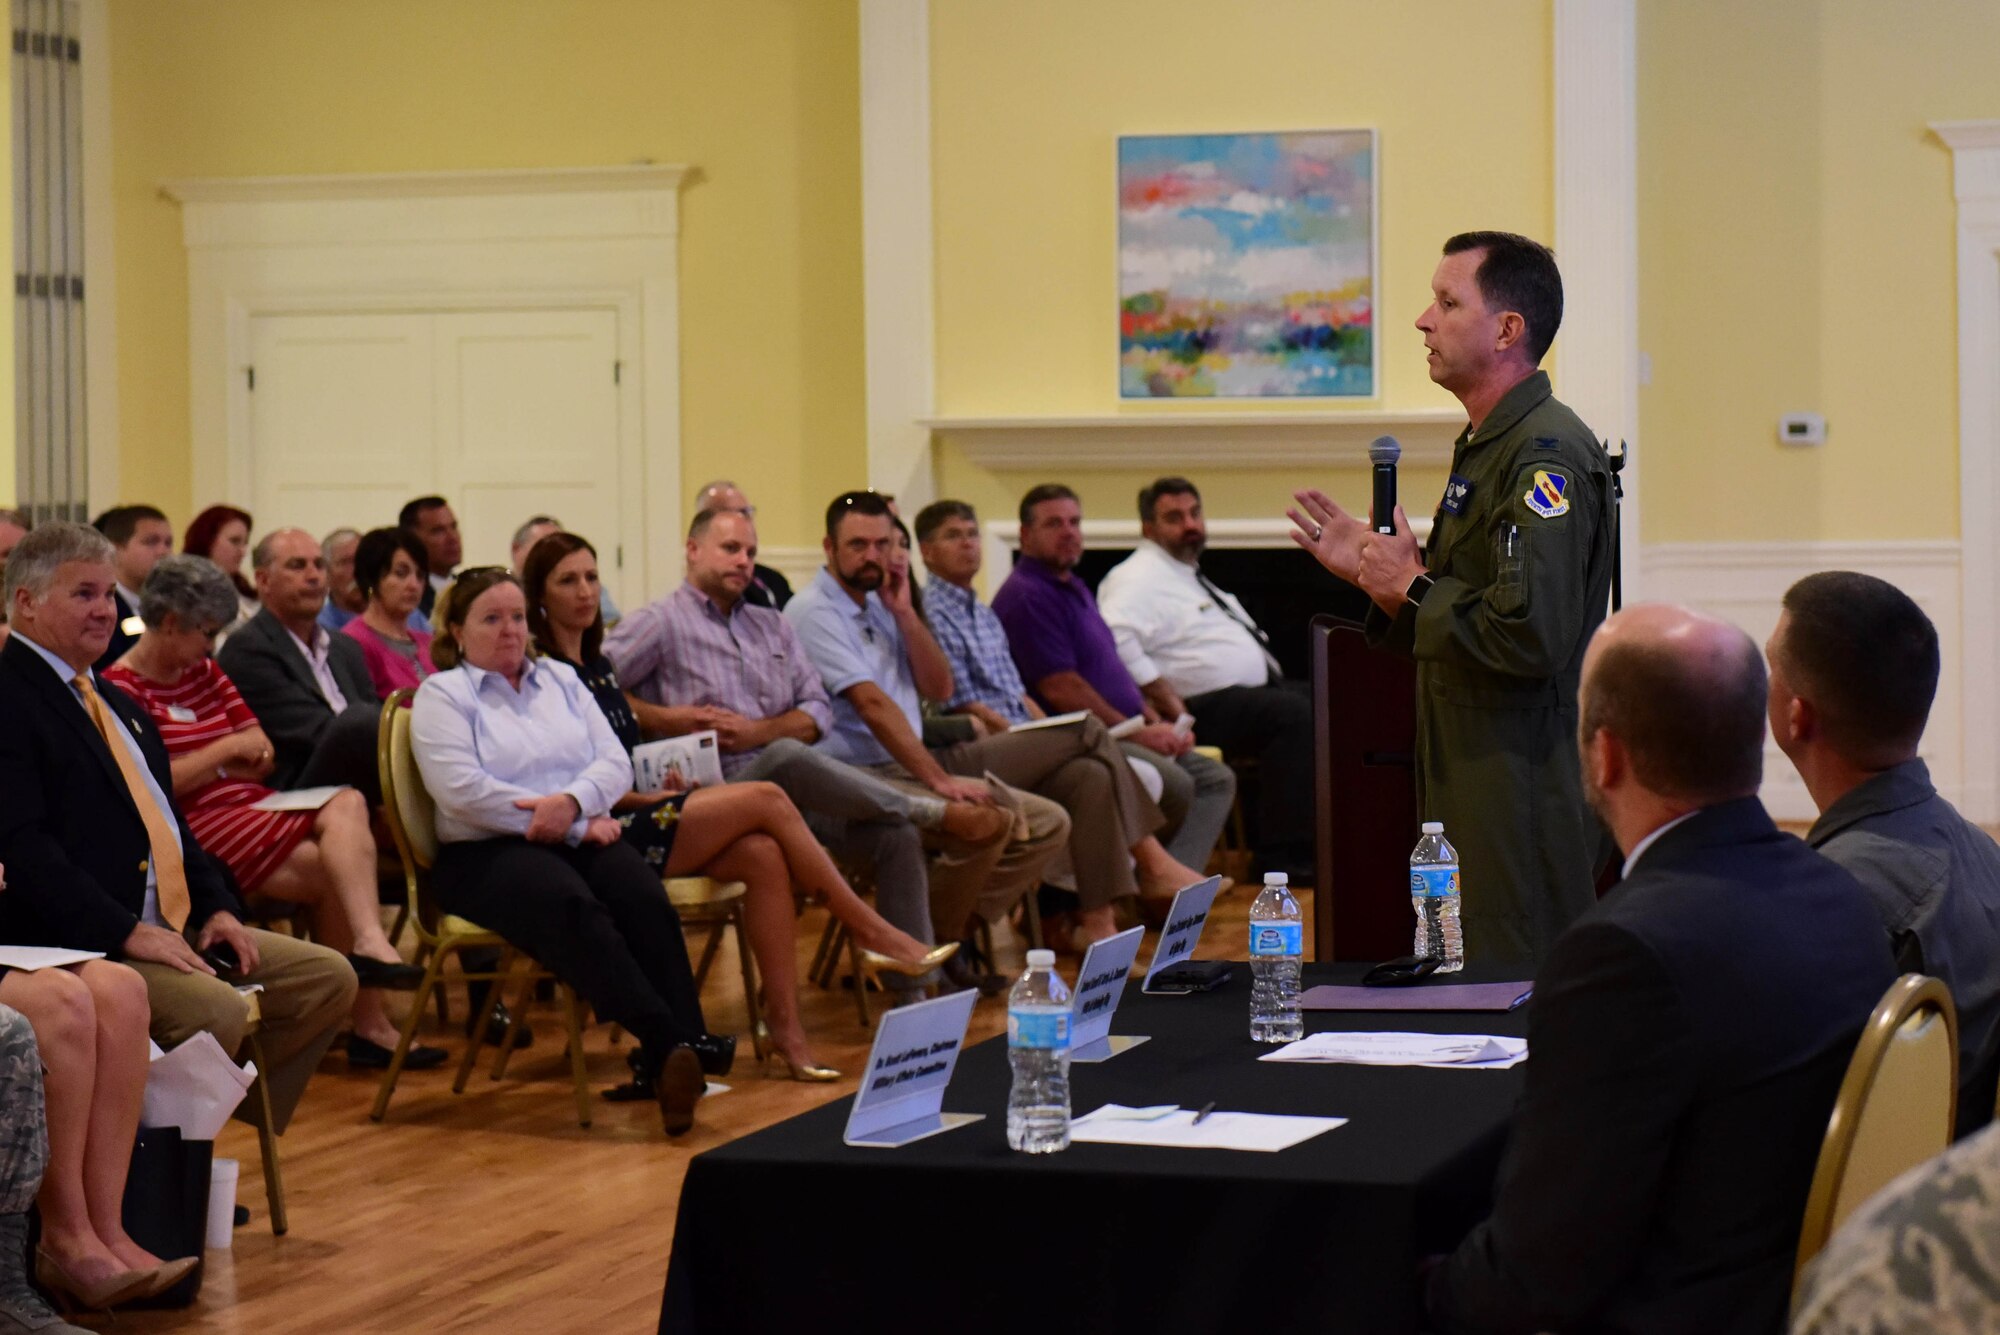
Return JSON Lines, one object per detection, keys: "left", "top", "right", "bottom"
{"left": 409, "top": 568, "right": 724, "bottom": 1135}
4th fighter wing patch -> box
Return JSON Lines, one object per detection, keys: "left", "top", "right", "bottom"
{"left": 1524, "top": 469, "right": 1570, "bottom": 519}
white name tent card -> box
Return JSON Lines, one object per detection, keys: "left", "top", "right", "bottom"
{"left": 1257, "top": 1031, "right": 1528, "bottom": 1070}
{"left": 1141, "top": 876, "right": 1224, "bottom": 992}
{"left": 843, "top": 988, "right": 984, "bottom": 1148}
{"left": 1069, "top": 926, "right": 1147, "bottom": 1062}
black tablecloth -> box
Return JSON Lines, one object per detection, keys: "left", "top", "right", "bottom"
{"left": 660, "top": 964, "right": 1529, "bottom": 1334}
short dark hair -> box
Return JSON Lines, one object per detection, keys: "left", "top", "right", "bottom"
{"left": 1582, "top": 626, "right": 1766, "bottom": 803}
{"left": 521, "top": 530, "right": 604, "bottom": 664}
{"left": 398, "top": 495, "right": 449, "bottom": 530}
{"left": 1019, "top": 483, "right": 1079, "bottom": 528}
{"left": 1137, "top": 477, "right": 1200, "bottom": 524}
{"left": 1442, "top": 231, "right": 1564, "bottom": 363}
{"left": 352, "top": 526, "right": 429, "bottom": 602}
{"left": 913, "top": 500, "right": 976, "bottom": 544}
{"left": 824, "top": 490, "right": 893, "bottom": 540}
{"left": 1778, "top": 572, "right": 1938, "bottom": 766}
{"left": 92, "top": 504, "right": 169, "bottom": 547}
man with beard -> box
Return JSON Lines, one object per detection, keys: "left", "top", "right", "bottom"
{"left": 1098, "top": 476, "right": 1313, "bottom": 882}
{"left": 1425, "top": 603, "right": 1893, "bottom": 1335}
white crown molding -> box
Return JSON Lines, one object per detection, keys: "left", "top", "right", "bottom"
{"left": 160, "top": 163, "right": 689, "bottom": 206}
{"left": 1932, "top": 121, "right": 2000, "bottom": 204}
{"left": 1932, "top": 120, "right": 2000, "bottom": 153}
{"left": 930, "top": 408, "right": 1464, "bottom": 470}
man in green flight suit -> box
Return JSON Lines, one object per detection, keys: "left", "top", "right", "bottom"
{"left": 1290, "top": 231, "right": 1613, "bottom": 968}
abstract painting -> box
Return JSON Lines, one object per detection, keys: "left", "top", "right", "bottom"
{"left": 1119, "top": 129, "right": 1376, "bottom": 399}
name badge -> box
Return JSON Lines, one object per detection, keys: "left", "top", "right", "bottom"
{"left": 1441, "top": 474, "right": 1475, "bottom": 517}
{"left": 166, "top": 705, "right": 197, "bottom": 723}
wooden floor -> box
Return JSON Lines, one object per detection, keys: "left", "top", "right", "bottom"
{"left": 87, "top": 879, "right": 1277, "bottom": 1335}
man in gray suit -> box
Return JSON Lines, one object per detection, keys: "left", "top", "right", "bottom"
{"left": 215, "top": 528, "right": 381, "bottom": 802}
{"left": 1770, "top": 571, "right": 2000, "bottom": 1136}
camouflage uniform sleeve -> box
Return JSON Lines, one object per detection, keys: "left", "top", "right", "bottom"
{"left": 0, "top": 1003, "right": 47, "bottom": 1215}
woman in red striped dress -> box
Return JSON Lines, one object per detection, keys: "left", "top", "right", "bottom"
{"left": 103, "top": 556, "right": 442, "bottom": 1069}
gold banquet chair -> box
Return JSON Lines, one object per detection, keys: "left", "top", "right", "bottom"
{"left": 1792, "top": 972, "right": 1958, "bottom": 1291}
{"left": 663, "top": 875, "right": 765, "bottom": 1058}
{"left": 371, "top": 688, "right": 596, "bottom": 1128}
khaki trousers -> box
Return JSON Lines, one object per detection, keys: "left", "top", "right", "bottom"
{"left": 860, "top": 764, "right": 1068, "bottom": 935}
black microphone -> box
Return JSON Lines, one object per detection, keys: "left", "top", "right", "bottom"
{"left": 1369, "top": 435, "right": 1401, "bottom": 535}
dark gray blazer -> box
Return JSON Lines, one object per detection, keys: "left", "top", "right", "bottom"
{"left": 215, "top": 607, "right": 378, "bottom": 791}
{"left": 1428, "top": 797, "right": 1897, "bottom": 1335}
{"left": 1810, "top": 758, "right": 2000, "bottom": 1137}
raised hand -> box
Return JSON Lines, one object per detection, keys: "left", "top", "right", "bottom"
{"left": 1288, "top": 489, "right": 1371, "bottom": 585}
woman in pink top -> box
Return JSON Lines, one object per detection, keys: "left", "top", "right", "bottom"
{"left": 340, "top": 526, "right": 433, "bottom": 702}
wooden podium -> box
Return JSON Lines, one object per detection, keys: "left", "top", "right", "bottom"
{"left": 1311, "top": 614, "right": 1420, "bottom": 962}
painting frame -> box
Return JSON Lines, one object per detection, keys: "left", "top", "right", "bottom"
{"left": 1117, "top": 128, "right": 1380, "bottom": 401}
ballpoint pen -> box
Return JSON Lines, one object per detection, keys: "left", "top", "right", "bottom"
{"left": 1191, "top": 1101, "right": 1217, "bottom": 1124}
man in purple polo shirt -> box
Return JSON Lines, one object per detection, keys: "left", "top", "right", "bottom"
{"left": 991, "top": 483, "right": 1236, "bottom": 876}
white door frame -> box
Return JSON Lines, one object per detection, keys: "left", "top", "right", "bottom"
{"left": 1934, "top": 121, "right": 2000, "bottom": 823}
{"left": 162, "top": 165, "right": 687, "bottom": 596}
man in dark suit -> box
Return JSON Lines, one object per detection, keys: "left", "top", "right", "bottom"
{"left": 216, "top": 527, "right": 383, "bottom": 803}
{"left": 89, "top": 503, "right": 173, "bottom": 671}
{"left": 1427, "top": 603, "right": 1897, "bottom": 1335}
{"left": 0, "top": 522, "right": 355, "bottom": 1133}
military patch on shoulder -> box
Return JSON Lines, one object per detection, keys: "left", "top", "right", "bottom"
{"left": 1524, "top": 469, "right": 1570, "bottom": 519}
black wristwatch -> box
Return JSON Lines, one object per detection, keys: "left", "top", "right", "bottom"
{"left": 1405, "top": 573, "right": 1437, "bottom": 609}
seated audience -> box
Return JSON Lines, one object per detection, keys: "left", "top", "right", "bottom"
{"left": 181, "top": 504, "right": 258, "bottom": 631}
{"left": 1790, "top": 1118, "right": 2000, "bottom": 1335}
{"left": 0, "top": 523, "right": 357, "bottom": 1150}
{"left": 0, "top": 932, "right": 197, "bottom": 1311}
{"left": 217, "top": 528, "right": 383, "bottom": 803}
{"left": 605, "top": 507, "right": 1012, "bottom": 992}
{"left": 523, "top": 532, "right": 951, "bottom": 1077}
{"left": 1426, "top": 603, "right": 1895, "bottom": 1334}
{"left": 317, "top": 526, "right": 367, "bottom": 632}
{"left": 915, "top": 499, "right": 1207, "bottom": 944}
{"left": 787, "top": 491, "right": 1070, "bottom": 955}
{"left": 399, "top": 495, "right": 461, "bottom": 620}
{"left": 89, "top": 504, "right": 173, "bottom": 671}
{"left": 103, "top": 555, "right": 436, "bottom": 1070}
{"left": 991, "top": 484, "right": 1236, "bottom": 874}
{"left": 411, "top": 568, "right": 730, "bottom": 1134}
{"left": 1097, "top": 477, "right": 1313, "bottom": 882}
{"left": 0, "top": 507, "right": 28, "bottom": 649}
{"left": 511, "top": 515, "right": 619, "bottom": 622}
{"left": 691, "top": 480, "right": 792, "bottom": 609}
{"left": 1769, "top": 570, "right": 2000, "bottom": 1135}
{"left": 340, "top": 526, "right": 436, "bottom": 702}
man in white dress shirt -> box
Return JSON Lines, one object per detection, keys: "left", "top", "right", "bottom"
{"left": 1097, "top": 477, "right": 1313, "bottom": 881}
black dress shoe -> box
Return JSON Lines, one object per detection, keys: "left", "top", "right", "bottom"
{"left": 346, "top": 954, "right": 426, "bottom": 991}
{"left": 690, "top": 1033, "right": 736, "bottom": 1078}
{"left": 653, "top": 1045, "right": 705, "bottom": 1137}
{"left": 942, "top": 953, "right": 1009, "bottom": 998}
{"left": 466, "top": 1002, "right": 533, "bottom": 1049}
{"left": 347, "top": 1035, "right": 448, "bottom": 1070}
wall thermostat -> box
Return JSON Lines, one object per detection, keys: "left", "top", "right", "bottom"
{"left": 1779, "top": 413, "right": 1826, "bottom": 446}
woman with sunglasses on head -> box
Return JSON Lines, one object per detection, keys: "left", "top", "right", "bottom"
{"left": 520, "top": 531, "right": 954, "bottom": 1083}
{"left": 100, "top": 556, "right": 437, "bottom": 1070}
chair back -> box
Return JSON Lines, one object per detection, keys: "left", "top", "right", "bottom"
{"left": 377, "top": 687, "right": 444, "bottom": 945}
{"left": 1793, "top": 973, "right": 1958, "bottom": 1288}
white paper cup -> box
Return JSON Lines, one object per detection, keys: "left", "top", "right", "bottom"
{"left": 206, "top": 1158, "right": 240, "bottom": 1249}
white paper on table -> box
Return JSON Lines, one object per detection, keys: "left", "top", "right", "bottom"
{"left": 142, "top": 1030, "right": 256, "bottom": 1138}
{"left": 0, "top": 946, "right": 104, "bottom": 971}
{"left": 1071, "top": 1105, "right": 1347, "bottom": 1152}
{"left": 1258, "top": 1031, "right": 1528, "bottom": 1070}
{"left": 1009, "top": 710, "right": 1090, "bottom": 734}
{"left": 248, "top": 785, "right": 350, "bottom": 813}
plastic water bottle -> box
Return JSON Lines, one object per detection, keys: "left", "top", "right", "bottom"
{"left": 1007, "top": 948, "right": 1072, "bottom": 1153}
{"left": 1249, "top": 872, "right": 1304, "bottom": 1043}
{"left": 1410, "top": 821, "right": 1464, "bottom": 973}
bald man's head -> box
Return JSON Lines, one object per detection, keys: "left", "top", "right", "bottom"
{"left": 1580, "top": 603, "right": 1766, "bottom": 806}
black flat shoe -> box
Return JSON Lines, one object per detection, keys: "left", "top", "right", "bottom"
{"left": 653, "top": 1045, "right": 705, "bottom": 1137}
{"left": 466, "top": 1003, "right": 534, "bottom": 1049}
{"left": 942, "top": 953, "right": 1009, "bottom": 998}
{"left": 346, "top": 954, "right": 426, "bottom": 991}
{"left": 690, "top": 1033, "right": 737, "bottom": 1078}
{"left": 347, "top": 1035, "right": 448, "bottom": 1070}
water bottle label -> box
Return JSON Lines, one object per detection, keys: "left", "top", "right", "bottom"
{"left": 1249, "top": 922, "right": 1302, "bottom": 957}
{"left": 1008, "top": 1008, "right": 1070, "bottom": 1051}
{"left": 1410, "top": 867, "right": 1459, "bottom": 898}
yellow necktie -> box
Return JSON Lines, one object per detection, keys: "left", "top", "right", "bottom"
{"left": 74, "top": 674, "right": 191, "bottom": 931}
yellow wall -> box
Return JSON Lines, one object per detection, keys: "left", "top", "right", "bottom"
{"left": 103, "top": 0, "right": 864, "bottom": 548}
{"left": 929, "top": 0, "right": 1553, "bottom": 536}
{"left": 1638, "top": 0, "right": 1999, "bottom": 543}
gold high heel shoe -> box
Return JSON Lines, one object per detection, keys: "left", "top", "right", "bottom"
{"left": 769, "top": 1050, "right": 843, "bottom": 1083}
{"left": 134, "top": 1255, "right": 202, "bottom": 1298}
{"left": 34, "top": 1246, "right": 151, "bottom": 1311}
{"left": 856, "top": 942, "right": 958, "bottom": 983}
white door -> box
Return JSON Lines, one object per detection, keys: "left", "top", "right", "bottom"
{"left": 246, "top": 307, "right": 628, "bottom": 600}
